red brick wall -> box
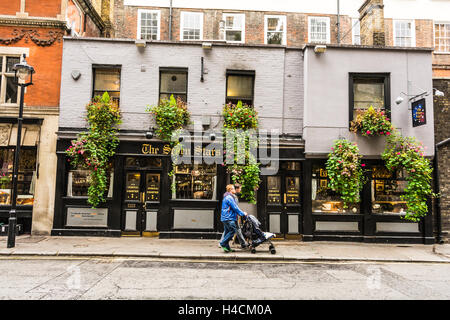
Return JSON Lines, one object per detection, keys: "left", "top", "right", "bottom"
{"left": 0, "top": 0, "right": 21, "bottom": 16}
{"left": 25, "top": 0, "right": 61, "bottom": 18}
{"left": 0, "top": 26, "right": 63, "bottom": 108}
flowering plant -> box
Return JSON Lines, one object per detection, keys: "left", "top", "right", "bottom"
{"left": 381, "top": 131, "right": 436, "bottom": 221}
{"left": 66, "top": 92, "right": 122, "bottom": 208}
{"left": 0, "top": 171, "right": 10, "bottom": 188}
{"left": 222, "top": 101, "right": 260, "bottom": 203}
{"left": 146, "top": 95, "right": 191, "bottom": 143}
{"left": 350, "top": 106, "right": 393, "bottom": 137}
{"left": 326, "top": 139, "right": 366, "bottom": 208}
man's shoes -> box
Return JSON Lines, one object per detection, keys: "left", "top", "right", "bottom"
{"left": 221, "top": 246, "right": 234, "bottom": 253}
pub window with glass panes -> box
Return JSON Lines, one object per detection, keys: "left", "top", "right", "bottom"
{"left": 92, "top": 66, "right": 120, "bottom": 107}
{"left": 308, "top": 16, "right": 330, "bottom": 44}
{"left": 138, "top": 9, "right": 160, "bottom": 40}
{"left": 181, "top": 12, "right": 203, "bottom": 40}
{"left": 349, "top": 73, "right": 390, "bottom": 121}
{"left": 265, "top": 15, "right": 286, "bottom": 45}
{"left": 226, "top": 71, "right": 254, "bottom": 106}
{"left": 394, "top": 20, "right": 415, "bottom": 47}
{"left": 311, "top": 164, "right": 360, "bottom": 214}
{"left": 67, "top": 162, "right": 114, "bottom": 198}
{"left": 434, "top": 22, "right": 450, "bottom": 53}
{"left": 370, "top": 165, "right": 407, "bottom": 215}
{"left": 0, "top": 55, "right": 20, "bottom": 105}
{"left": 159, "top": 68, "right": 188, "bottom": 103}
{"left": 173, "top": 164, "right": 217, "bottom": 200}
{"left": 223, "top": 13, "right": 245, "bottom": 43}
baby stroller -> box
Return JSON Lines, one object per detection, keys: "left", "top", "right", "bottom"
{"left": 240, "top": 214, "right": 276, "bottom": 254}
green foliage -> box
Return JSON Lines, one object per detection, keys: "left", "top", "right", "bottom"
{"left": 65, "top": 92, "right": 122, "bottom": 208}
{"left": 381, "top": 131, "right": 436, "bottom": 222}
{"left": 350, "top": 106, "right": 393, "bottom": 137}
{"left": 326, "top": 139, "right": 365, "bottom": 208}
{"left": 222, "top": 101, "right": 260, "bottom": 203}
{"left": 146, "top": 95, "right": 190, "bottom": 144}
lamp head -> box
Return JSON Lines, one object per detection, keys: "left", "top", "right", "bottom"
{"left": 395, "top": 96, "right": 404, "bottom": 105}
{"left": 435, "top": 89, "right": 444, "bottom": 97}
{"left": 13, "top": 54, "right": 34, "bottom": 85}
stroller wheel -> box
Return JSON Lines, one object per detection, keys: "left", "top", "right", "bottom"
{"left": 270, "top": 249, "right": 276, "bottom": 255}
{"left": 251, "top": 248, "right": 256, "bottom": 254}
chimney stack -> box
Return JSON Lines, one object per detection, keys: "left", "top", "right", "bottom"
{"left": 358, "top": 0, "right": 385, "bottom": 46}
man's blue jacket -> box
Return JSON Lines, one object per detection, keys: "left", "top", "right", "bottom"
{"left": 221, "top": 194, "right": 245, "bottom": 222}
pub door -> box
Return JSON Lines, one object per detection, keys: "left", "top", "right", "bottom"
{"left": 266, "top": 170, "right": 302, "bottom": 239}
{"left": 122, "top": 170, "right": 161, "bottom": 236}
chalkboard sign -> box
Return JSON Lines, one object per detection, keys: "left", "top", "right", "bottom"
{"left": 412, "top": 98, "right": 426, "bottom": 127}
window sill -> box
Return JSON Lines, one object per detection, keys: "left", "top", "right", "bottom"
{"left": 434, "top": 51, "right": 450, "bottom": 55}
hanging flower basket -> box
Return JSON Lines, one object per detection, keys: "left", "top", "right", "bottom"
{"left": 350, "top": 106, "right": 393, "bottom": 137}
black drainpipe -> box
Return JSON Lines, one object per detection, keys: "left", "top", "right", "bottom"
{"left": 169, "top": 0, "right": 173, "bottom": 41}
{"left": 434, "top": 137, "right": 450, "bottom": 244}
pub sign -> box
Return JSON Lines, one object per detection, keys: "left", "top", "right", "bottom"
{"left": 411, "top": 98, "right": 426, "bottom": 127}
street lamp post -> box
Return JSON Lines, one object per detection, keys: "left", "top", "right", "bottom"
{"left": 7, "top": 54, "right": 34, "bottom": 248}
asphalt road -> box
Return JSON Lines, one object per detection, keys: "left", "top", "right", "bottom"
{"left": 1, "top": 257, "right": 450, "bottom": 300}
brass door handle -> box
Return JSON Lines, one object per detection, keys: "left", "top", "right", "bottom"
{"left": 284, "top": 193, "right": 287, "bottom": 204}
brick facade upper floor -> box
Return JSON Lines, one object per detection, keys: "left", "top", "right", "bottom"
{"left": 109, "top": 0, "right": 450, "bottom": 77}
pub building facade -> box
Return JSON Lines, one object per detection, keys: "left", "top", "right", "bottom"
{"left": 52, "top": 37, "right": 437, "bottom": 244}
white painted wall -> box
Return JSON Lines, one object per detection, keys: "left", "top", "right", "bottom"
{"left": 124, "top": 0, "right": 450, "bottom": 21}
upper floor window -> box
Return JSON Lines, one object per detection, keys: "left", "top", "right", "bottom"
{"left": 308, "top": 16, "right": 330, "bottom": 44}
{"left": 0, "top": 55, "right": 20, "bottom": 105}
{"left": 394, "top": 20, "right": 415, "bottom": 47}
{"left": 226, "top": 70, "right": 255, "bottom": 106}
{"left": 180, "top": 12, "right": 203, "bottom": 41}
{"left": 349, "top": 73, "right": 390, "bottom": 121}
{"left": 159, "top": 67, "right": 188, "bottom": 103}
{"left": 93, "top": 66, "right": 121, "bottom": 107}
{"left": 137, "top": 9, "right": 160, "bottom": 40}
{"left": 264, "top": 15, "right": 286, "bottom": 45}
{"left": 352, "top": 18, "right": 361, "bottom": 45}
{"left": 434, "top": 22, "right": 450, "bottom": 53}
{"left": 223, "top": 13, "right": 245, "bottom": 43}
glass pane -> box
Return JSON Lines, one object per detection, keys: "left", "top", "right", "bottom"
{"left": 68, "top": 169, "right": 90, "bottom": 197}
{"left": 226, "top": 75, "right": 253, "bottom": 100}
{"left": 93, "top": 90, "right": 120, "bottom": 107}
{"left": 371, "top": 166, "right": 407, "bottom": 214}
{"left": 267, "top": 32, "right": 282, "bottom": 44}
{"left": 159, "top": 93, "right": 186, "bottom": 103}
{"left": 126, "top": 172, "right": 141, "bottom": 201}
{"left": 174, "top": 164, "right": 216, "bottom": 200}
{"left": 281, "top": 161, "right": 301, "bottom": 171}
{"left": 311, "top": 164, "right": 359, "bottom": 213}
{"left": 6, "top": 57, "right": 19, "bottom": 73}
{"left": 267, "top": 176, "right": 281, "bottom": 204}
{"left": 285, "top": 176, "right": 300, "bottom": 204}
{"left": 5, "top": 77, "right": 18, "bottom": 104}
{"left": 125, "top": 157, "right": 162, "bottom": 168}
{"left": 94, "top": 68, "right": 120, "bottom": 91}
{"left": 226, "top": 30, "right": 242, "bottom": 42}
{"left": 353, "top": 78, "right": 384, "bottom": 112}
{"left": 160, "top": 71, "right": 187, "bottom": 94}
{"left": 267, "top": 18, "right": 283, "bottom": 32}
{"left": 146, "top": 173, "right": 160, "bottom": 202}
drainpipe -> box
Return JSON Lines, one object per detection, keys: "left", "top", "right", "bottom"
{"left": 434, "top": 137, "right": 450, "bottom": 244}
{"left": 337, "top": 0, "right": 340, "bottom": 44}
{"left": 169, "top": 0, "right": 173, "bottom": 41}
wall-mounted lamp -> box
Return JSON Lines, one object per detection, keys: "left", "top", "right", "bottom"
{"left": 202, "top": 42, "right": 212, "bottom": 50}
{"left": 135, "top": 39, "right": 146, "bottom": 48}
{"left": 395, "top": 87, "right": 445, "bottom": 105}
{"left": 145, "top": 130, "right": 154, "bottom": 139}
{"left": 210, "top": 133, "right": 216, "bottom": 141}
{"left": 314, "top": 45, "right": 327, "bottom": 53}
{"left": 434, "top": 88, "right": 445, "bottom": 97}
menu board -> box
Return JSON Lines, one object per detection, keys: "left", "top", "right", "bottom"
{"left": 267, "top": 176, "right": 281, "bottom": 204}
{"left": 286, "top": 177, "right": 299, "bottom": 204}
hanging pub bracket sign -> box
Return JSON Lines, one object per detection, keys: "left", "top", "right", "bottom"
{"left": 411, "top": 98, "right": 426, "bottom": 127}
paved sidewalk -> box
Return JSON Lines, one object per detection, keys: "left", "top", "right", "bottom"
{"left": 0, "top": 235, "right": 450, "bottom": 263}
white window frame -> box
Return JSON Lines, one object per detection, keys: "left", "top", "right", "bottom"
{"left": 223, "top": 13, "right": 245, "bottom": 43}
{"left": 433, "top": 21, "right": 450, "bottom": 54}
{"left": 264, "top": 15, "right": 287, "bottom": 45}
{"left": 308, "top": 16, "right": 331, "bottom": 44}
{"left": 352, "top": 18, "right": 361, "bottom": 45}
{"left": 180, "top": 11, "right": 203, "bottom": 41}
{"left": 0, "top": 48, "right": 28, "bottom": 107}
{"left": 393, "top": 19, "right": 416, "bottom": 47}
{"left": 137, "top": 9, "right": 161, "bottom": 41}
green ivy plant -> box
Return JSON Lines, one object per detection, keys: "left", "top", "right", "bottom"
{"left": 326, "top": 139, "right": 366, "bottom": 208}
{"left": 350, "top": 106, "right": 393, "bottom": 137}
{"left": 222, "top": 101, "right": 260, "bottom": 203}
{"left": 66, "top": 92, "right": 122, "bottom": 208}
{"left": 381, "top": 130, "right": 436, "bottom": 222}
{"left": 146, "top": 95, "right": 191, "bottom": 191}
